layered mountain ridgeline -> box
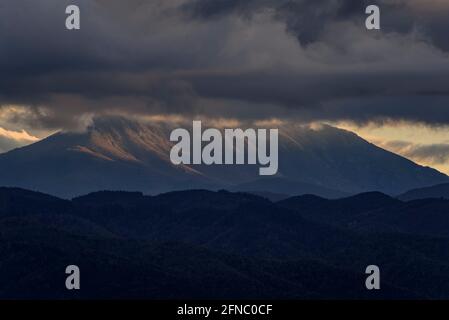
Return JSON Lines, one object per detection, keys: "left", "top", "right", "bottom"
{"left": 0, "top": 117, "right": 447, "bottom": 198}
{"left": 398, "top": 183, "right": 449, "bottom": 201}
{"left": 1, "top": 187, "right": 449, "bottom": 299}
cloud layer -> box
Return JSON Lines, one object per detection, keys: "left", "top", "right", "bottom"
{"left": 1, "top": 0, "right": 449, "bottom": 130}
{"left": 0, "top": 127, "right": 38, "bottom": 153}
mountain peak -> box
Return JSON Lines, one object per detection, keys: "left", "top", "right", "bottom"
{"left": 0, "top": 117, "right": 447, "bottom": 198}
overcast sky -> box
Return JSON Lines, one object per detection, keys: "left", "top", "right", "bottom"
{"left": 1, "top": 0, "right": 449, "bottom": 171}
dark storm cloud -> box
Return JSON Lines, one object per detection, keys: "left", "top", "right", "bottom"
{"left": 182, "top": 0, "right": 449, "bottom": 49}
{"left": 182, "top": 0, "right": 371, "bottom": 44}
{"left": 1, "top": 0, "right": 449, "bottom": 129}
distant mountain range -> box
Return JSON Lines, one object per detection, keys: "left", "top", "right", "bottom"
{"left": 0, "top": 117, "right": 447, "bottom": 198}
{"left": 1, "top": 187, "right": 449, "bottom": 299}
{"left": 398, "top": 183, "right": 449, "bottom": 201}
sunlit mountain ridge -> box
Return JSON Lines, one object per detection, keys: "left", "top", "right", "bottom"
{"left": 0, "top": 116, "right": 447, "bottom": 198}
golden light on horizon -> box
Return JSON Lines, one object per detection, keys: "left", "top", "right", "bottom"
{"left": 0, "top": 127, "right": 39, "bottom": 142}
{"left": 335, "top": 121, "right": 449, "bottom": 175}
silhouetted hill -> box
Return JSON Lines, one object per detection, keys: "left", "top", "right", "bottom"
{"left": 399, "top": 183, "right": 449, "bottom": 201}
{"left": 278, "top": 192, "right": 402, "bottom": 226}
{"left": 279, "top": 192, "right": 449, "bottom": 238}
{"left": 350, "top": 198, "right": 449, "bottom": 237}
{"left": 0, "top": 187, "right": 70, "bottom": 216}
{"left": 73, "top": 191, "right": 145, "bottom": 206}
{"left": 247, "top": 191, "right": 291, "bottom": 202}
{"left": 1, "top": 187, "right": 449, "bottom": 299}
{"left": 233, "top": 177, "right": 348, "bottom": 199}
{"left": 335, "top": 192, "right": 401, "bottom": 208}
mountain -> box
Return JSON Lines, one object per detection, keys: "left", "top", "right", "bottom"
{"left": 232, "top": 177, "right": 349, "bottom": 199}
{"left": 398, "top": 183, "right": 449, "bottom": 201}
{"left": 278, "top": 191, "right": 449, "bottom": 238}
{"left": 0, "top": 118, "right": 216, "bottom": 198}
{"left": 0, "top": 117, "right": 447, "bottom": 198}
{"left": 1, "top": 187, "right": 449, "bottom": 298}
{"left": 278, "top": 192, "right": 402, "bottom": 227}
